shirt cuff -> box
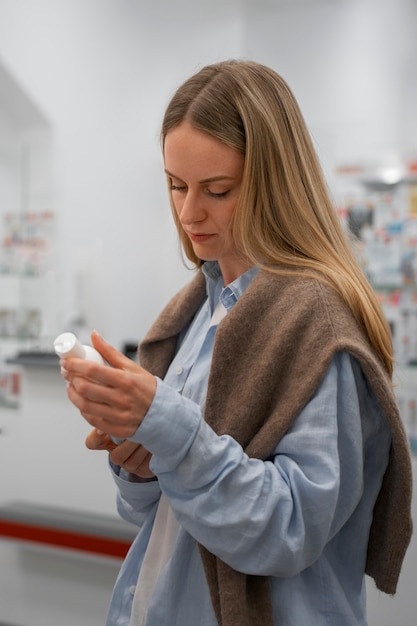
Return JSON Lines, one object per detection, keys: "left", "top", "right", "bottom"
{"left": 126, "top": 377, "right": 202, "bottom": 470}
{"left": 109, "top": 460, "right": 161, "bottom": 502}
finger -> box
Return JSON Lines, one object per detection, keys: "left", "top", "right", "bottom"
{"left": 66, "top": 379, "right": 144, "bottom": 441}
{"left": 67, "top": 375, "right": 140, "bottom": 429}
{"left": 68, "top": 360, "right": 156, "bottom": 415}
{"left": 133, "top": 453, "right": 155, "bottom": 478}
{"left": 63, "top": 360, "right": 132, "bottom": 400}
{"left": 91, "top": 331, "right": 137, "bottom": 371}
{"left": 68, "top": 373, "right": 120, "bottom": 407}
{"left": 71, "top": 396, "right": 127, "bottom": 437}
{"left": 60, "top": 357, "right": 107, "bottom": 388}
{"left": 110, "top": 440, "right": 150, "bottom": 469}
{"left": 109, "top": 443, "right": 154, "bottom": 478}
{"left": 85, "top": 428, "right": 117, "bottom": 451}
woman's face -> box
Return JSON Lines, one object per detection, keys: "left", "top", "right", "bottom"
{"left": 164, "top": 121, "right": 250, "bottom": 284}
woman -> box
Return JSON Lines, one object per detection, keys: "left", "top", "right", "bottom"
{"left": 61, "top": 60, "right": 412, "bottom": 626}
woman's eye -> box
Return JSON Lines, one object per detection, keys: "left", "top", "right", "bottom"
{"left": 170, "top": 184, "right": 187, "bottom": 192}
{"left": 207, "top": 189, "right": 230, "bottom": 199}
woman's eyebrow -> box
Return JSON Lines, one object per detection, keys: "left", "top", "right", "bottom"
{"left": 164, "top": 169, "right": 235, "bottom": 184}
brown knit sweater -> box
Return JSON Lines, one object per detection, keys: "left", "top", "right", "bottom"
{"left": 139, "top": 269, "right": 413, "bottom": 626}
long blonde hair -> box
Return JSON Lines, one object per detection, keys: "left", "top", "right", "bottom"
{"left": 161, "top": 60, "right": 394, "bottom": 376}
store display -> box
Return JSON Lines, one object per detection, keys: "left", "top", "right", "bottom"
{"left": 0, "top": 210, "right": 54, "bottom": 276}
{"left": 0, "top": 364, "right": 20, "bottom": 409}
{"left": 336, "top": 163, "right": 417, "bottom": 455}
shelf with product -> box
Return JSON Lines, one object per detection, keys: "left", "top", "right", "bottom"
{"left": 334, "top": 159, "right": 417, "bottom": 455}
{"left": 0, "top": 58, "right": 57, "bottom": 406}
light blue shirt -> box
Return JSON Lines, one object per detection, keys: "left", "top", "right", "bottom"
{"left": 105, "top": 262, "right": 391, "bottom": 626}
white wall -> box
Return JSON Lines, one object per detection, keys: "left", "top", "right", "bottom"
{"left": 0, "top": 0, "right": 246, "bottom": 348}
{"left": 244, "top": 0, "right": 417, "bottom": 191}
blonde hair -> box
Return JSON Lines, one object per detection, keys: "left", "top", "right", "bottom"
{"left": 161, "top": 60, "right": 394, "bottom": 376}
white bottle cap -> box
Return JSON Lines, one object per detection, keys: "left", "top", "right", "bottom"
{"left": 54, "top": 332, "right": 104, "bottom": 364}
{"left": 54, "top": 332, "right": 86, "bottom": 358}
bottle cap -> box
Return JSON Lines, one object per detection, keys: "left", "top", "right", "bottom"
{"left": 54, "top": 332, "right": 85, "bottom": 358}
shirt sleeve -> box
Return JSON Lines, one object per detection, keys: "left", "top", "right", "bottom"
{"left": 127, "top": 376, "right": 202, "bottom": 456}
{"left": 105, "top": 376, "right": 202, "bottom": 528}
{"left": 123, "top": 352, "right": 390, "bottom": 577}
{"left": 109, "top": 462, "right": 162, "bottom": 528}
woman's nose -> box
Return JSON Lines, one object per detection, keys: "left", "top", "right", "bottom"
{"left": 178, "top": 191, "right": 205, "bottom": 225}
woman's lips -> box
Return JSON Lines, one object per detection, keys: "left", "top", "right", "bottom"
{"left": 187, "top": 232, "right": 215, "bottom": 243}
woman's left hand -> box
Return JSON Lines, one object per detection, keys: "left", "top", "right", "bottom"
{"left": 60, "top": 331, "right": 157, "bottom": 442}
{"left": 85, "top": 428, "right": 155, "bottom": 478}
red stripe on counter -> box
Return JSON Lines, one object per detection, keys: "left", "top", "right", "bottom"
{"left": 0, "top": 519, "right": 132, "bottom": 558}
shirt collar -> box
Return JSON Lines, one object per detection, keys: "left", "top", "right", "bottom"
{"left": 202, "top": 261, "right": 259, "bottom": 314}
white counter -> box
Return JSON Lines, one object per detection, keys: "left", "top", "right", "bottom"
{"left": 0, "top": 361, "right": 118, "bottom": 515}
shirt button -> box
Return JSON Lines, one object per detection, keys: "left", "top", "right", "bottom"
{"left": 175, "top": 365, "right": 183, "bottom": 375}
{"left": 129, "top": 585, "right": 136, "bottom": 596}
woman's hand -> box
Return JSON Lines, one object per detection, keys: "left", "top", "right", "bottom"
{"left": 85, "top": 428, "right": 155, "bottom": 478}
{"left": 60, "top": 331, "right": 157, "bottom": 443}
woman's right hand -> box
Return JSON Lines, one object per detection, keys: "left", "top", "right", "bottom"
{"left": 85, "top": 428, "right": 155, "bottom": 479}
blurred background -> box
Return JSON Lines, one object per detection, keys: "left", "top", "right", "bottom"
{"left": 0, "top": 0, "right": 416, "bottom": 624}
